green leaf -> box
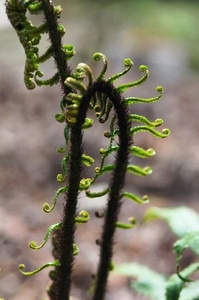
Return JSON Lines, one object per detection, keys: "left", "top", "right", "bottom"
{"left": 179, "top": 281, "right": 199, "bottom": 300}
{"left": 165, "top": 264, "right": 199, "bottom": 300}
{"left": 114, "top": 263, "right": 166, "bottom": 300}
{"left": 174, "top": 234, "right": 199, "bottom": 281}
{"left": 178, "top": 262, "right": 199, "bottom": 283}
{"left": 144, "top": 207, "right": 199, "bottom": 237}
{"left": 165, "top": 274, "right": 184, "bottom": 300}
{"left": 174, "top": 231, "right": 199, "bottom": 257}
{"left": 166, "top": 264, "right": 199, "bottom": 300}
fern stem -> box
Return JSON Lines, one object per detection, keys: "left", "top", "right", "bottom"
{"left": 53, "top": 81, "right": 131, "bottom": 300}
{"left": 91, "top": 82, "right": 131, "bottom": 300}
{"left": 54, "top": 126, "right": 83, "bottom": 300}
{"left": 41, "top": 0, "right": 72, "bottom": 95}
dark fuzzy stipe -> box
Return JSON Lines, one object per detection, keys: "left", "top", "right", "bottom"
{"left": 50, "top": 81, "right": 131, "bottom": 300}
{"left": 54, "top": 126, "right": 83, "bottom": 300}
{"left": 41, "top": 0, "right": 72, "bottom": 95}
{"left": 91, "top": 82, "right": 132, "bottom": 300}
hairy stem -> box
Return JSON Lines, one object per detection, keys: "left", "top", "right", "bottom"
{"left": 54, "top": 125, "right": 83, "bottom": 300}
{"left": 53, "top": 80, "right": 131, "bottom": 300}
{"left": 41, "top": 0, "right": 72, "bottom": 95}
{"left": 91, "top": 82, "right": 131, "bottom": 300}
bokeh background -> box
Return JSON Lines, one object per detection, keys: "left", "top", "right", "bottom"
{"left": 1, "top": 0, "right": 199, "bottom": 299}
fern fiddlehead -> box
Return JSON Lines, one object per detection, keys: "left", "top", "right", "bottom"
{"left": 5, "top": 1, "right": 170, "bottom": 300}
{"left": 5, "top": 0, "right": 73, "bottom": 91}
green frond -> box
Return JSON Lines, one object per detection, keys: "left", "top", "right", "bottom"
{"left": 130, "top": 126, "right": 170, "bottom": 138}
{"left": 18, "top": 260, "right": 60, "bottom": 276}
{"left": 34, "top": 71, "right": 59, "bottom": 87}
{"left": 81, "top": 154, "right": 95, "bottom": 167}
{"left": 43, "top": 186, "right": 68, "bottom": 213}
{"left": 107, "top": 58, "right": 133, "bottom": 84}
{"left": 79, "top": 178, "right": 92, "bottom": 190}
{"left": 60, "top": 154, "right": 70, "bottom": 180}
{"left": 95, "top": 164, "right": 115, "bottom": 176}
{"left": 129, "top": 114, "right": 163, "bottom": 127}
{"left": 37, "top": 47, "right": 53, "bottom": 63}
{"left": 64, "top": 104, "right": 79, "bottom": 125}
{"left": 24, "top": 75, "right": 36, "bottom": 90}
{"left": 59, "top": 125, "right": 70, "bottom": 146}
{"left": 56, "top": 146, "right": 67, "bottom": 153}
{"left": 93, "top": 52, "right": 108, "bottom": 81}
{"left": 130, "top": 146, "right": 156, "bottom": 158}
{"left": 117, "top": 65, "right": 149, "bottom": 93}
{"left": 64, "top": 125, "right": 70, "bottom": 146}
{"left": 24, "top": 58, "right": 38, "bottom": 90}
{"left": 108, "top": 125, "right": 170, "bottom": 140}
{"left": 55, "top": 113, "right": 65, "bottom": 123}
{"left": 28, "top": 1, "right": 43, "bottom": 14}
{"left": 56, "top": 173, "right": 65, "bottom": 183}
{"left": 99, "top": 145, "right": 119, "bottom": 155}
{"left": 57, "top": 24, "right": 66, "bottom": 36}
{"left": 66, "top": 93, "right": 82, "bottom": 105}
{"left": 75, "top": 210, "right": 90, "bottom": 223}
{"left": 62, "top": 44, "right": 75, "bottom": 60}
{"left": 76, "top": 63, "right": 93, "bottom": 86}
{"left": 64, "top": 77, "right": 86, "bottom": 94}
{"left": 124, "top": 86, "right": 163, "bottom": 105}
{"left": 86, "top": 187, "right": 109, "bottom": 198}
{"left": 6, "top": 0, "right": 66, "bottom": 91}
{"left": 127, "top": 164, "right": 153, "bottom": 176}
{"left": 82, "top": 117, "right": 94, "bottom": 129}
{"left": 98, "top": 102, "right": 113, "bottom": 123}
{"left": 94, "top": 95, "right": 105, "bottom": 115}
{"left": 53, "top": 5, "right": 63, "bottom": 16}
{"left": 29, "top": 222, "right": 63, "bottom": 250}
{"left": 122, "top": 192, "right": 149, "bottom": 204}
{"left": 116, "top": 217, "right": 136, "bottom": 229}
{"left": 28, "top": 23, "right": 48, "bottom": 35}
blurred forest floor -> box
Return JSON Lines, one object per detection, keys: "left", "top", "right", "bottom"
{"left": 1, "top": 0, "right": 199, "bottom": 299}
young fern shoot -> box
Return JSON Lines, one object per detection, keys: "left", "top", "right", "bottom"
{"left": 5, "top": 1, "right": 170, "bottom": 300}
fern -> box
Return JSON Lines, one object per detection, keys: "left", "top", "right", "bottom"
{"left": 5, "top": 1, "right": 170, "bottom": 299}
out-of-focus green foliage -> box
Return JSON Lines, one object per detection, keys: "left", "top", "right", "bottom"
{"left": 115, "top": 206, "right": 199, "bottom": 300}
